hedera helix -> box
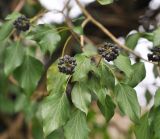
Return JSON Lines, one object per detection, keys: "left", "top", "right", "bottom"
{"left": 1, "top": 0, "right": 160, "bottom": 139}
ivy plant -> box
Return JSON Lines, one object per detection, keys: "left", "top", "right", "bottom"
{"left": 0, "top": 0, "right": 160, "bottom": 139}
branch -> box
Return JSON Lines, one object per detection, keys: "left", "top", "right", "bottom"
{"left": 75, "top": 0, "right": 150, "bottom": 63}
{"left": 14, "top": 0, "right": 25, "bottom": 12}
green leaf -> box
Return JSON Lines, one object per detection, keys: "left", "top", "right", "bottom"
{"left": 86, "top": 75, "right": 115, "bottom": 122}
{"left": 114, "top": 54, "right": 133, "bottom": 77}
{"left": 27, "top": 24, "right": 61, "bottom": 54}
{"left": 40, "top": 92, "right": 70, "bottom": 137}
{"left": 141, "top": 32, "right": 153, "bottom": 41}
{"left": 0, "top": 21, "right": 13, "bottom": 41}
{"left": 5, "top": 12, "right": 21, "bottom": 20}
{"left": 32, "top": 118, "right": 44, "bottom": 139}
{"left": 39, "top": 32, "right": 61, "bottom": 54}
{"left": 0, "top": 94, "right": 14, "bottom": 114}
{"left": 135, "top": 113, "right": 151, "bottom": 139}
{"left": 72, "top": 54, "right": 92, "bottom": 81}
{"left": 47, "top": 129, "right": 64, "bottom": 139}
{"left": 125, "top": 33, "right": 141, "bottom": 50}
{"left": 73, "top": 26, "right": 83, "bottom": 35}
{"left": 14, "top": 56, "right": 43, "bottom": 95}
{"left": 4, "top": 42, "right": 24, "bottom": 75}
{"left": 154, "top": 88, "right": 160, "bottom": 107}
{"left": 47, "top": 61, "right": 69, "bottom": 94}
{"left": 145, "top": 90, "right": 152, "bottom": 104}
{"left": 64, "top": 110, "right": 89, "bottom": 139}
{"left": 93, "top": 61, "right": 115, "bottom": 89}
{"left": 97, "top": 0, "right": 113, "bottom": 5}
{"left": 114, "top": 83, "right": 140, "bottom": 122}
{"left": 126, "top": 62, "right": 146, "bottom": 87}
{"left": 72, "top": 82, "right": 91, "bottom": 114}
{"left": 97, "top": 89, "right": 115, "bottom": 122}
{"left": 151, "top": 107, "right": 160, "bottom": 138}
{"left": 83, "top": 44, "right": 98, "bottom": 57}
{"left": 153, "top": 27, "right": 160, "bottom": 47}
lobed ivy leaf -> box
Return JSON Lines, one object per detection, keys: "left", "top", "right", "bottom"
{"left": 114, "top": 54, "right": 133, "bottom": 77}
{"left": 135, "top": 113, "right": 151, "bottom": 139}
{"left": 40, "top": 92, "right": 70, "bottom": 137}
{"left": 125, "top": 33, "right": 141, "bottom": 50}
{"left": 72, "top": 54, "right": 92, "bottom": 82}
{"left": 72, "top": 82, "right": 91, "bottom": 114}
{"left": 4, "top": 41, "right": 24, "bottom": 75}
{"left": 97, "top": 0, "right": 113, "bottom": 5}
{"left": 64, "top": 110, "right": 89, "bottom": 139}
{"left": 14, "top": 55, "right": 43, "bottom": 96}
{"left": 126, "top": 62, "right": 146, "bottom": 87}
{"left": 114, "top": 83, "right": 141, "bottom": 123}
{"left": 27, "top": 24, "right": 61, "bottom": 54}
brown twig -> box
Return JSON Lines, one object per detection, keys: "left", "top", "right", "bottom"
{"left": 14, "top": 0, "right": 25, "bottom": 12}
{"left": 75, "top": 0, "right": 150, "bottom": 63}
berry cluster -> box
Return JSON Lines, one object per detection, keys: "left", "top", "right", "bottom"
{"left": 13, "top": 15, "right": 30, "bottom": 32}
{"left": 98, "top": 42, "right": 119, "bottom": 62}
{"left": 58, "top": 55, "right": 77, "bottom": 75}
{"left": 148, "top": 47, "right": 160, "bottom": 62}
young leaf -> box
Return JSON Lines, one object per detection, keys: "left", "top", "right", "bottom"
{"left": 114, "top": 54, "right": 133, "bottom": 77}
{"left": 27, "top": 24, "right": 61, "bottom": 54}
{"left": 97, "top": 90, "right": 115, "bottom": 122}
{"left": 154, "top": 88, "right": 160, "bottom": 107}
{"left": 125, "top": 33, "right": 141, "bottom": 50}
{"left": 126, "top": 62, "right": 146, "bottom": 87}
{"left": 64, "top": 110, "right": 89, "bottom": 139}
{"left": 97, "top": 0, "right": 113, "bottom": 5}
{"left": 135, "top": 113, "right": 151, "bottom": 139}
{"left": 72, "top": 82, "right": 91, "bottom": 114}
{"left": 4, "top": 42, "right": 24, "bottom": 75}
{"left": 14, "top": 56, "right": 43, "bottom": 96}
{"left": 40, "top": 92, "right": 70, "bottom": 137}
{"left": 72, "top": 54, "right": 92, "bottom": 81}
{"left": 114, "top": 83, "right": 141, "bottom": 122}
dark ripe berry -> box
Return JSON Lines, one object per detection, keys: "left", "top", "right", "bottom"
{"left": 13, "top": 15, "right": 30, "bottom": 32}
{"left": 58, "top": 55, "right": 77, "bottom": 75}
{"left": 147, "top": 47, "right": 160, "bottom": 62}
{"left": 98, "top": 42, "right": 119, "bottom": 62}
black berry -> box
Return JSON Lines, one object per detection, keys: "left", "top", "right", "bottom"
{"left": 98, "top": 42, "right": 119, "bottom": 62}
{"left": 58, "top": 55, "right": 77, "bottom": 75}
{"left": 13, "top": 15, "right": 30, "bottom": 32}
{"left": 147, "top": 47, "right": 160, "bottom": 62}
